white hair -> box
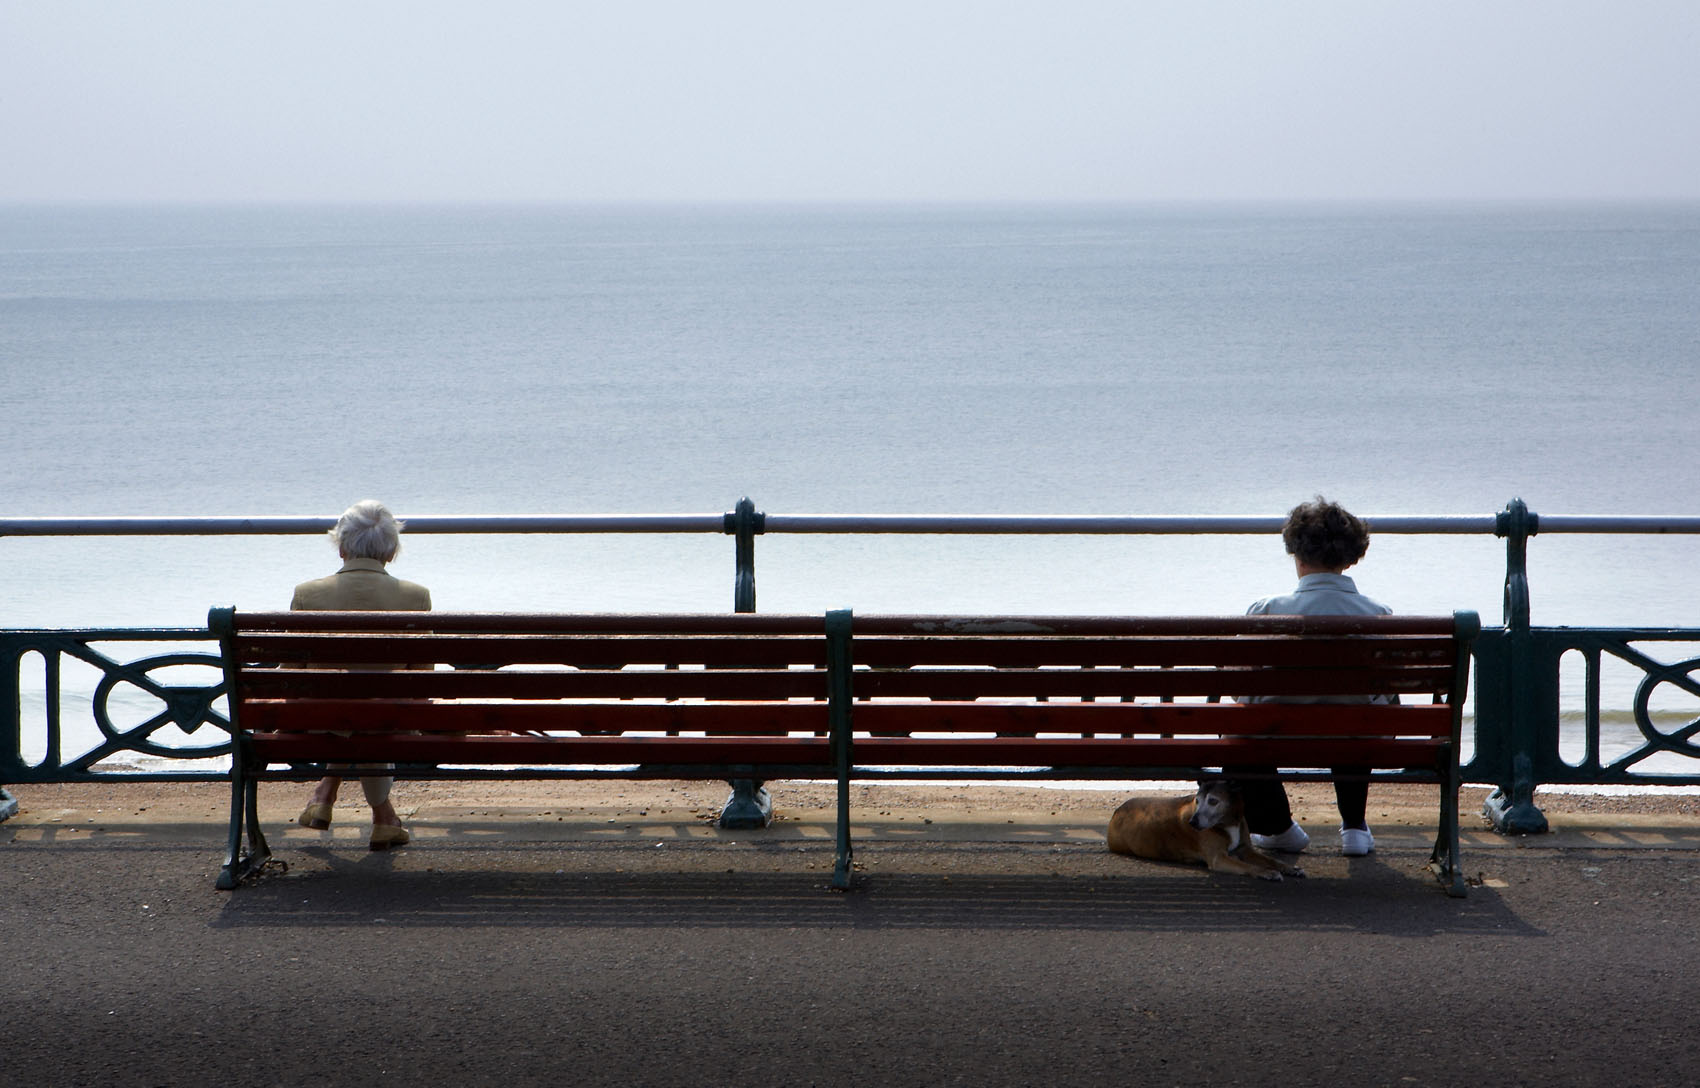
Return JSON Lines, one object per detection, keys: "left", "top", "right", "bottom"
{"left": 330, "top": 499, "right": 404, "bottom": 562}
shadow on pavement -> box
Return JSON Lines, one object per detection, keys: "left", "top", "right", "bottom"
{"left": 210, "top": 844, "right": 1540, "bottom": 938}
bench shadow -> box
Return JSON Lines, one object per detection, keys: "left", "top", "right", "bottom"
{"left": 212, "top": 843, "right": 1539, "bottom": 938}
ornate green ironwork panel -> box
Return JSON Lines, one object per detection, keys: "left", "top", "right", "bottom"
{"left": 0, "top": 629, "right": 229, "bottom": 783}
{"left": 1469, "top": 628, "right": 1700, "bottom": 788}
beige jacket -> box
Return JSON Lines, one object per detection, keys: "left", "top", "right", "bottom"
{"left": 290, "top": 557, "right": 431, "bottom": 612}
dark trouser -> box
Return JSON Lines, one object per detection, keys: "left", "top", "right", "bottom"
{"left": 1237, "top": 768, "right": 1369, "bottom": 833}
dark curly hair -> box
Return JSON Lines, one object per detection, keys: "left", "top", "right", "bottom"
{"left": 1282, "top": 497, "right": 1370, "bottom": 571}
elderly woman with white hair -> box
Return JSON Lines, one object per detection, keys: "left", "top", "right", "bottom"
{"left": 291, "top": 499, "right": 431, "bottom": 849}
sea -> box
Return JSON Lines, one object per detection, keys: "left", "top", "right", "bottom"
{"left": 4, "top": 201, "right": 1699, "bottom": 774}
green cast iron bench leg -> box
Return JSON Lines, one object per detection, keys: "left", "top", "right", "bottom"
{"left": 827, "top": 608, "right": 854, "bottom": 890}
{"left": 215, "top": 767, "right": 270, "bottom": 890}
{"left": 1430, "top": 766, "right": 1467, "bottom": 898}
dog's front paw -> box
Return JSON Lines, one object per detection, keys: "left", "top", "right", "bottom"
{"left": 1285, "top": 866, "right": 1307, "bottom": 879}
{"left": 1258, "top": 870, "right": 1284, "bottom": 882}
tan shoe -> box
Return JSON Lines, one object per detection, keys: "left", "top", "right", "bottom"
{"left": 297, "top": 802, "right": 333, "bottom": 830}
{"left": 368, "top": 824, "right": 411, "bottom": 851}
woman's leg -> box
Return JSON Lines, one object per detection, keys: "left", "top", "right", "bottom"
{"left": 1333, "top": 771, "right": 1369, "bottom": 829}
{"left": 1233, "top": 767, "right": 1294, "bottom": 835}
{"left": 308, "top": 775, "right": 341, "bottom": 806}
{"left": 297, "top": 775, "right": 341, "bottom": 828}
{"left": 358, "top": 768, "right": 403, "bottom": 827}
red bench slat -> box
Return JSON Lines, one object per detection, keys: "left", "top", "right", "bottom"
{"left": 239, "top": 663, "right": 1445, "bottom": 702}
{"left": 848, "top": 634, "right": 1456, "bottom": 669}
{"left": 237, "top": 610, "right": 827, "bottom": 635}
{"left": 846, "top": 614, "right": 1459, "bottom": 637}
{"left": 248, "top": 732, "right": 837, "bottom": 767}
{"left": 232, "top": 632, "right": 831, "bottom": 668}
{"left": 235, "top": 698, "right": 830, "bottom": 736}
{"left": 848, "top": 735, "right": 1445, "bottom": 769}
{"left": 241, "top": 667, "right": 830, "bottom": 702}
{"left": 851, "top": 665, "right": 1453, "bottom": 700}
{"left": 845, "top": 701, "right": 1453, "bottom": 741}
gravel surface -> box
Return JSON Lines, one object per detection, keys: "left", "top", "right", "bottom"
{"left": 12, "top": 776, "right": 1699, "bottom": 829}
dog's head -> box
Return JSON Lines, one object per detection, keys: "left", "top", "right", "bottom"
{"left": 1188, "top": 778, "right": 1244, "bottom": 831}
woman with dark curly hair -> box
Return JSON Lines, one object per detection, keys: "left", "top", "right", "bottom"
{"left": 1240, "top": 497, "right": 1389, "bottom": 858}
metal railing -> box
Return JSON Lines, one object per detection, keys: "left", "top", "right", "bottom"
{"left": 6, "top": 498, "right": 1700, "bottom": 833}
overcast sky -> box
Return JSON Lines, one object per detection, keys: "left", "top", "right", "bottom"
{"left": 3, "top": 1, "right": 1697, "bottom": 203}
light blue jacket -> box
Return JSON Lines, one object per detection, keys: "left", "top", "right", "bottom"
{"left": 1245, "top": 572, "right": 1394, "bottom": 703}
{"left": 1247, "top": 572, "right": 1391, "bottom": 618}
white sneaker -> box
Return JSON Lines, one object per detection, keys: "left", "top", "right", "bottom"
{"left": 1340, "top": 826, "right": 1375, "bottom": 856}
{"left": 1251, "top": 822, "right": 1310, "bottom": 853}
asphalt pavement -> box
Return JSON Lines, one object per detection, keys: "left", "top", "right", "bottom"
{"left": 5, "top": 780, "right": 1699, "bottom": 1088}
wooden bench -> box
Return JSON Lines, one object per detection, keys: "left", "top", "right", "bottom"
{"left": 833, "top": 610, "right": 1479, "bottom": 895}
{"left": 210, "top": 608, "right": 850, "bottom": 890}
{"left": 212, "top": 607, "right": 1479, "bottom": 895}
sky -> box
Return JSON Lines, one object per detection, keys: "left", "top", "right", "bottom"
{"left": 3, "top": 1, "right": 1698, "bottom": 203}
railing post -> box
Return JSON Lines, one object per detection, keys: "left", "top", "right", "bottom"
{"left": 826, "top": 607, "right": 855, "bottom": 889}
{"left": 719, "top": 498, "right": 771, "bottom": 827}
{"left": 725, "top": 497, "right": 764, "bottom": 614}
{"left": 0, "top": 636, "right": 20, "bottom": 807}
{"left": 1482, "top": 498, "right": 1551, "bottom": 834}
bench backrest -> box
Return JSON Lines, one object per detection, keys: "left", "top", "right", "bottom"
{"left": 211, "top": 609, "right": 840, "bottom": 763}
{"left": 211, "top": 607, "right": 1478, "bottom": 776}
{"left": 845, "top": 612, "right": 1473, "bottom": 699}
{"left": 834, "top": 611, "right": 1480, "bottom": 774}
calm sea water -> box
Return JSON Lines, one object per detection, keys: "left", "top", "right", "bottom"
{"left": 5, "top": 201, "right": 1697, "bottom": 627}
{"left": 4, "top": 202, "right": 1699, "bottom": 765}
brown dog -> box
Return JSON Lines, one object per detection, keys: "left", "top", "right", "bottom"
{"left": 1106, "top": 779, "right": 1305, "bottom": 882}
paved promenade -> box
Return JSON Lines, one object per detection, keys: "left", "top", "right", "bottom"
{"left": 5, "top": 779, "right": 1699, "bottom": 1087}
